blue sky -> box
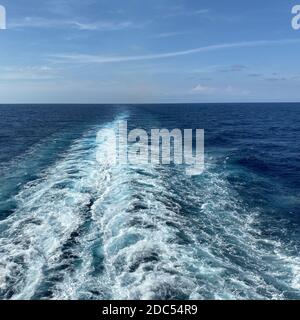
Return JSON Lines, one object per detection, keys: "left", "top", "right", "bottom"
{"left": 0, "top": 0, "right": 300, "bottom": 103}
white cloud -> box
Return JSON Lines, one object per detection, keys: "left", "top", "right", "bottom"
{"left": 0, "top": 66, "right": 59, "bottom": 81}
{"left": 9, "top": 17, "right": 134, "bottom": 31}
{"left": 151, "top": 31, "right": 187, "bottom": 39}
{"left": 191, "top": 84, "right": 250, "bottom": 96}
{"left": 192, "top": 84, "right": 216, "bottom": 94}
{"left": 219, "top": 64, "right": 248, "bottom": 72}
{"left": 49, "top": 38, "right": 300, "bottom": 64}
{"left": 165, "top": 7, "right": 210, "bottom": 18}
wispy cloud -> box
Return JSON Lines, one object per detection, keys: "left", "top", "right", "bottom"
{"left": 191, "top": 84, "right": 250, "bottom": 96}
{"left": 265, "top": 77, "right": 287, "bottom": 82}
{"left": 219, "top": 64, "right": 248, "bottom": 73}
{"left": 0, "top": 66, "right": 59, "bottom": 81}
{"left": 248, "top": 73, "right": 262, "bottom": 77}
{"left": 9, "top": 17, "right": 134, "bottom": 31}
{"left": 49, "top": 38, "right": 300, "bottom": 64}
{"left": 190, "top": 65, "right": 222, "bottom": 74}
{"left": 162, "top": 6, "right": 239, "bottom": 24}
{"left": 191, "top": 84, "right": 216, "bottom": 94}
{"left": 164, "top": 7, "right": 210, "bottom": 18}
{"left": 165, "top": 9, "right": 210, "bottom": 18}
{"left": 151, "top": 31, "right": 188, "bottom": 39}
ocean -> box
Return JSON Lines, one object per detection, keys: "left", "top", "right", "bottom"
{"left": 0, "top": 103, "right": 299, "bottom": 300}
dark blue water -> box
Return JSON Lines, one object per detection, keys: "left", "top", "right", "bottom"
{"left": 0, "top": 104, "right": 299, "bottom": 300}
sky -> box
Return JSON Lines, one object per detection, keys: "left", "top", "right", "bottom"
{"left": 0, "top": 0, "right": 300, "bottom": 103}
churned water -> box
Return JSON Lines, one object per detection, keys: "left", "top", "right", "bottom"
{"left": 0, "top": 103, "right": 299, "bottom": 300}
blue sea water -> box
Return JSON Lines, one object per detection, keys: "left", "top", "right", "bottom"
{"left": 0, "top": 103, "right": 299, "bottom": 300}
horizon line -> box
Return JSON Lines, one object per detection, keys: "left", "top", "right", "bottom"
{"left": 1, "top": 101, "right": 300, "bottom": 105}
